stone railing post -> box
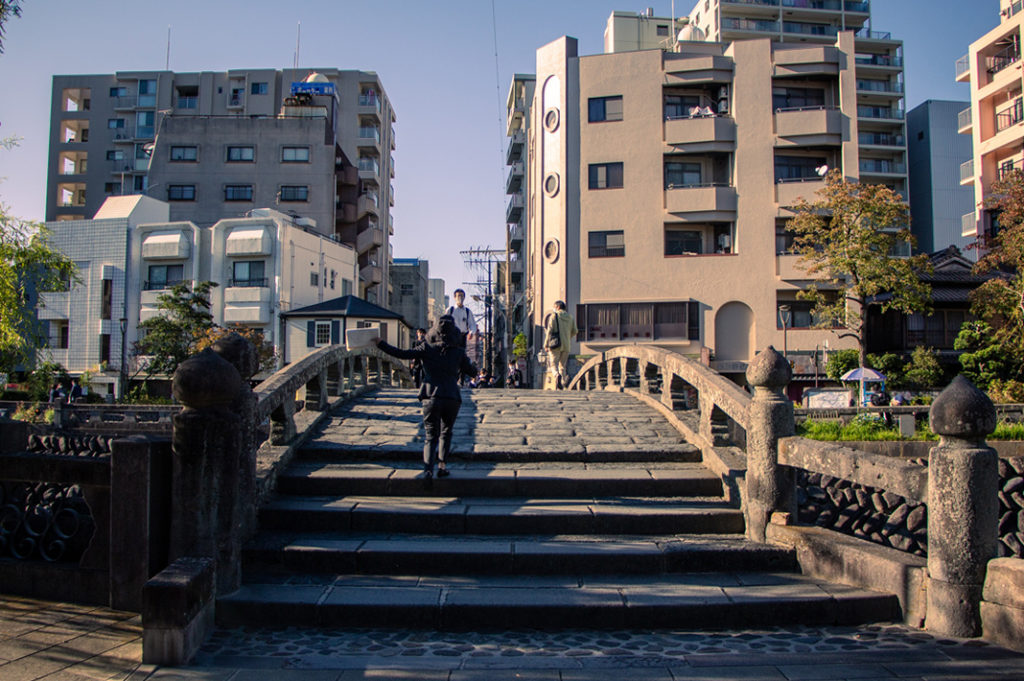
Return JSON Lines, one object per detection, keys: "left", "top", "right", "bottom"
{"left": 926, "top": 375, "right": 999, "bottom": 638}
{"left": 344, "top": 356, "right": 354, "bottom": 393}
{"left": 744, "top": 346, "right": 796, "bottom": 543}
{"left": 170, "top": 348, "right": 244, "bottom": 595}
{"left": 660, "top": 367, "right": 674, "bottom": 408}
{"left": 640, "top": 361, "right": 651, "bottom": 395}
{"left": 211, "top": 333, "right": 259, "bottom": 540}
{"left": 270, "top": 398, "right": 297, "bottom": 445}
{"left": 698, "top": 392, "right": 715, "bottom": 444}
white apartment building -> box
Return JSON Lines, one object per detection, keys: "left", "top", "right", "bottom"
{"left": 957, "top": 0, "right": 1024, "bottom": 241}
{"left": 522, "top": 5, "right": 906, "bottom": 385}
{"left": 41, "top": 198, "right": 358, "bottom": 397}
{"left": 47, "top": 68, "right": 395, "bottom": 304}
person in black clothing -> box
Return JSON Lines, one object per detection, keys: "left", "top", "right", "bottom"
{"left": 376, "top": 315, "right": 477, "bottom": 483}
{"left": 410, "top": 327, "right": 427, "bottom": 388}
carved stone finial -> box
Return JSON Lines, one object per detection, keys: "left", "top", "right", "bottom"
{"left": 929, "top": 374, "right": 996, "bottom": 441}
{"left": 746, "top": 346, "right": 791, "bottom": 389}
{"left": 172, "top": 348, "right": 242, "bottom": 408}
{"left": 212, "top": 332, "right": 258, "bottom": 380}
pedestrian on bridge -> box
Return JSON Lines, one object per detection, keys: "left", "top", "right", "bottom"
{"left": 546, "top": 300, "right": 578, "bottom": 390}
{"left": 376, "top": 315, "right": 477, "bottom": 485}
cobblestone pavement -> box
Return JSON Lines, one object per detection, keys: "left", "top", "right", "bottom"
{"left": 306, "top": 389, "right": 692, "bottom": 456}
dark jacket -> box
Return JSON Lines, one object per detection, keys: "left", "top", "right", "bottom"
{"left": 377, "top": 339, "right": 476, "bottom": 402}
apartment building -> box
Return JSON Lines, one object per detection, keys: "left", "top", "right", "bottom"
{"left": 390, "top": 257, "right": 429, "bottom": 331}
{"left": 427, "top": 278, "right": 447, "bottom": 326}
{"left": 523, "top": 4, "right": 906, "bottom": 383}
{"left": 907, "top": 100, "right": 975, "bottom": 256}
{"left": 40, "top": 198, "right": 358, "bottom": 396}
{"left": 957, "top": 0, "right": 1024, "bottom": 241}
{"left": 505, "top": 74, "right": 536, "bottom": 374}
{"left": 46, "top": 68, "right": 395, "bottom": 304}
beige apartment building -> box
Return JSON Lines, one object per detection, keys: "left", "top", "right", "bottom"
{"left": 525, "top": 5, "right": 906, "bottom": 382}
{"left": 505, "top": 74, "right": 535, "bottom": 372}
{"left": 47, "top": 68, "right": 395, "bottom": 304}
{"left": 957, "top": 0, "right": 1024, "bottom": 240}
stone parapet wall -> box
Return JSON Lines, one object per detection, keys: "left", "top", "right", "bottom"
{"left": 981, "top": 557, "right": 1024, "bottom": 652}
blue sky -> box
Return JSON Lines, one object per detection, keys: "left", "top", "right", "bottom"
{"left": 0, "top": 1, "right": 1000, "bottom": 310}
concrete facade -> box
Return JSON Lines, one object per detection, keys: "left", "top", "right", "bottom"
{"left": 907, "top": 100, "right": 975, "bottom": 257}
{"left": 47, "top": 68, "right": 395, "bottom": 305}
{"left": 520, "top": 5, "right": 906, "bottom": 380}
{"left": 957, "top": 0, "right": 1024, "bottom": 241}
{"left": 389, "top": 258, "right": 429, "bottom": 332}
{"left": 505, "top": 75, "right": 535, "bottom": 372}
{"left": 427, "top": 277, "right": 447, "bottom": 327}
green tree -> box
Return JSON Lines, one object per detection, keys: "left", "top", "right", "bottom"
{"left": 0, "top": 1, "right": 23, "bottom": 54}
{"left": 1, "top": 139, "right": 77, "bottom": 374}
{"left": 512, "top": 333, "right": 529, "bottom": 360}
{"left": 787, "top": 170, "right": 932, "bottom": 372}
{"left": 954, "top": 320, "right": 1016, "bottom": 389}
{"left": 902, "top": 346, "right": 944, "bottom": 390}
{"left": 866, "top": 352, "right": 905, "bottom": 389}
{"left": 972, "top": 168, "right": 1024, "bottom": 382}
{"left": 132, "top": 281, "right": 217, "bottom": 381}
{"left": 824, "top": 348, "right": 859, "bottom": 381}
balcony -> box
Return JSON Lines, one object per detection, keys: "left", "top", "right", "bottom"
{"left": 142, "top": 279, "right": 188, "bottom": 291}
{"left": 782, "top": 0, "right": 842, "bottom": 9}
{"left": 774, "top": 106, "right": 842, "bottom": 142}
{"left": 506, "top": 161, "right": 524, "bottom": 194}
{"left": 776, "top": 177, "right": 825, "bottom": 206}
{"left": 356, "top": 227, "right": 384, "bottom": 255}
{"left": 506, "top": 131, "right": 525, "bottom": 163}
{"left": 782, "top": 21, "right": 838, "bottom": 37}
{"left": 958, "top": 107, "right": 973, "bottom": 133}
{"left": 227, "top": 278, "right": 268, "bottom": 288}
{"left": 663, "top": 54, "right": 734, "bottom": 83}
{"left": 336, "top": 200, "right": 357, "bottom": 222}
{"left": 854, "top": 29, "right": 894, "bottom": 41}
{"left": 773, "top": 45, "right": 840, "bottom": 76}
{"left": 358, "top": 126, "right": 380, "bottom": 147}
{"left": 858, "top": 132, "right": 905, "bottom": 147}
{"left": 664, "top": 114, "right": 736, "bottom": 147}
{"left": 358, "top": 193, "right": 380, "bottom": 216}
{"left": 360, "top": 265, "right": 383, "bottom": 285}
{"left": 855, "top": 54, "right": 903, "bottom": 69}
{"left": 960, "top": 159, "right": 974, "bottom": 184}
{"left": 956, "top": 54, "right": 971, "bottom": 82}
{"left": 358, "top": 92, "right": 382, "bottom": 118}
{"left": 996, "top": 98, "right": 1023, "bottom": 133}
{"left": 999, "top": 159, "right": 1020, "bottom": 179}
{"left": 961, "top": 212, "right": 977, "bottom": 236}
{"left": 857, "top": 106, "right": 904, "bottom": 121}
{"left": 509, "top": 223, "right": 524, "bottom": 248}
{"left": 856, "top": 79, "right": 904, "bottom": 95}
{"left": 665, "top": 184, "right": 737, "bottom": 216}
{"left": 722, "top": 17, "right": 780, "bottom": 34}
{"left": 506, "top": 194, "right": 524, "bottom": 223}
{"left": 723, "top": 0, "right": 780, "bottom": 6}
{"left": 845, "top": 1, "right": 869, "bottom": 12}
{"left": 358, "top": 157, "right": 380, "bottom": 179}
{"left": 859, "top": 160, "right": 906, "bottom": 175}
{"left": 224, "top": 286, "right": 271, "bottom": 324}
{"left": 986, "top": 45, "right": 1020, "bottom": 77}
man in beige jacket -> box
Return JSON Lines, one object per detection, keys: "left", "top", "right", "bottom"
{"left": 546, "top": 300, "right": 578, "bottom": 390}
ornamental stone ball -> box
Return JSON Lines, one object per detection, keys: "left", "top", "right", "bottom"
{"left": 746, "top": 346, "right": 792, "bottom": 389}
{"left": 172, "top": 348, "right": 242, "bottom": 409}
{"left": 212, "top": 332, "right": 259, "bottom": 380}
{"left": 929, "top": 374, "right": 996, "bottom": 442}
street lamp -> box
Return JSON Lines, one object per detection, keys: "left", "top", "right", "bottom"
{"left": 778, "top": 305, "right": 791, "bottom": 359}
{"left": 119, "top": 317, "right": 127, "bottom": 402}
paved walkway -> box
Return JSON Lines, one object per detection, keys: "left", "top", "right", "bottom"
{"left": 4, "top": 594, "right": 1024, "bottom": 680}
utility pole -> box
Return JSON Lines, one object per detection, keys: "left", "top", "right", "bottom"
{"left": 460, "top": 247, "right": 506, "bottom": 382}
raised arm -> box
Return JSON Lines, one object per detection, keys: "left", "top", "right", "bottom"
{"left": 376, "top": 339, "right": 426, "bottom": 360}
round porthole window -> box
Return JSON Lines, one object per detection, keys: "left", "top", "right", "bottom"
{"left": 544, "top": 173, "right": 560, "bottom": 197}
{"left": 544, "top": 238, "right": 560, "bottom": 264}
{"left": 544, "top": 108, "right": 560, "bottom": 132}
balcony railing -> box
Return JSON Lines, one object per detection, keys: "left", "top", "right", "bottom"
{"left": 143, "top": 279, "right": 187, "bottom": 291}
{"left": 782, "top": 21, "right": 838, "bottom": 36}
{"left": 986, "top": 45, "right": 1021, "bottom": 76}
{"left": 855, "top": 54, "right": 902, "bottom": 67}
{"left": 176, "top": 96, "right": 198, "bottom": 109}
{"left": 781, "top": 0, "right": 841, "bottom": 9}
{"left": 859, "top": 160, "right": 906, "bottom": 174}
{"left": 358, "top": 93, "right": 381, "bottom": 111}
{"left": 996, "top": 98, "right": 1024, "bottom": 133}
{"left": 857, "top": 106, "right": 904, "bottom": 120}
{"left": 722, "top": 0, "right": 780, "bottom": 6}
{"left": 956, "top": 54, "right": 971, "bottom": 79}
{"left": 960, "top": 159, "right": 974, "bottom": 183}
{"left": 855, "top": 29, "right": 892, "bottom": 40}
{"left": 359, "top": 127, "right": 380, "bottom": 144}
{"left": 998, "top": 159, "right": 1020, "bottom": 179}
{"left": 227, "top": 278, "right": 268, "bottom": 288}
{"left": 722, "top": 17, "right": 780, "bottom": 32}
{"left": 858, "top": 132, "right": 905, "bottom": 146}
{"left": 844, "top": 1, "right": 869, "bottom": 12}
{"left": 665, "top": 181, "right": 733, "bottom": 190}
{"left": 856, "top": 79, "right": 904, "bottom": 93}
{"left": 358, "top": 158, "right": 380, "bottom": 175}
{"left": 958, "top": 107, "right": 972, "bottom": 130}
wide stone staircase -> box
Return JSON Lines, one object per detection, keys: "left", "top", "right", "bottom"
{"left": 218, "top": 388, "right": 899, "bottom": 629}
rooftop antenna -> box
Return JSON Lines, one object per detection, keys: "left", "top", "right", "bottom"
{"left": 294, "top": 22, "right": 301, "bottom": 68}
{"left": 165, "top": 25, "right": 171, "bottom": 70}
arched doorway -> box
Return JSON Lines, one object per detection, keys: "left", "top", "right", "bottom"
{"left": 714, "top": 302, "right": 754, "bottom": 362}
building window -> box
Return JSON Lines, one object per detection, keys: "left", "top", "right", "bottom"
{"left": 226, "top": 146, "right": 255, "bottom": 162}
{"left": 170, "top": 145, "right": 198, "bottom": 162}
{"left": 108, "top": 118, "right": 125, "bottom": 129}
{"left": 588, "top": 96, "right": 623, "bottom": 123}
{"left": 776, "top": 220, "right": 797, "bottom": 254}
{"left": 588, "top": 230, "right": 625, "bottom": 258}
{"left": 282, "top": 146, "right": 310, "bottom": 163}
{"left": 279, "top": 185, "right": 309, "bottom": 202}
{"left": 167, "top": 184, "right": 196, "bottom": 201}
{"left": 50, "top": 321, "right": 70, "bottom": 349}
{"left": 101, "top": 278, "right": 112, "bottom": 320}
{"left": 109, "top": 86, "right": 127, "bottom": 98}
{"left": 657, "top": 24, "right": 669, "bottom": 36}
{"left": 315, "top": 320, "right": 331, "bottom": 346}
{"left": 138, "top": 79, "right": 157, "bottom": 107}
{"left": 104, "top": 182, "right": 120, "bottom": 195}
{"left": 176, "top": 85, "right": 198, "bottom": 109}
{"left": 224, "top": 184, "right": 253, "bottom": 201}
{"left": 106, "top": 149, "right": 124, "bottom": 161}
{"left": 136, "top": 111, "right": 155, "bottom": 137}
{"left": 100, "top": 334, "right": 111, "bottom": 363}
{"left": 250, "top": 82, "right": 268, "bottom": 95}
{"left": 588, "top": 162, "right": 624, "bottom": 189}
{"left": 231, "top": 260, "right": 266, "bottom": 287}
{"left": 134, "top": 176, "right": 147, "bottom": 191}
{"left": 665, "top": 94, "right": 701, "bottom": 119}
{"left": 775, "top": 155, "right": 828, "bottom": 182}
{"left": 577, "top": 302, "right": 699, "bottom": 341}
{"left": 400, "top": 283, "right": 415, "bottom": 296}
{"left": 777, "top": 300, "right": 819, "bottom": 329}
{"left": 665, "top": 162, "right": 702, "bottom": 189}
{"left": 665, "top": 228, "right": 703, "bottom": 256}
{"left": 772, "top": 86, "right": 826, "bottom": 111}
{"left": 146, "top": 264, "right": 184, "bottom": 290}
{"left": 310, "top": 271, "right": 319, "bottom": 287}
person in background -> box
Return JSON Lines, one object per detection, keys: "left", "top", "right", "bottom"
{"left": 375, "top": 315, "right": 477, "bottom": 484}
{"left": 446, "top": 289, "right": 478, "bottom": 347}
{"left": 546, "top": 300, "right": 578, "bottom": 390}
{"left": 68, "top": 378, "right": 83, "bottom": 403}
{"left": 411, "top": 327, "right": 427, "bottom": 388}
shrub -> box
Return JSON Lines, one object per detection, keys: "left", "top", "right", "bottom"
{"left": 903, "top": 346, "right": 944, "bottom": 390}
{"left": 825, "top": 349, "right": 860, "bottom": 381}
{"left": 988, "top": 379, "right": 1024, "bottom": 404}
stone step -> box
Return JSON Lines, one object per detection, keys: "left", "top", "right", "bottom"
{"left": 258, "top": 495, "right": 746, "bottom": 536}
{"left": 216, "top": 572, "right": 900, "bottom": 630}
{"left": 297, "top": 441, "right": 703, "bottom": 463}
{"left": 276, "top": 462, "right": 723, "bottom": 499}
{"left": 244, "top": 532, "right": 797, "bottom": 576}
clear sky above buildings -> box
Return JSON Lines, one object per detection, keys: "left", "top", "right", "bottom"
{"left": 0, "top": 0, "right": 1002, "bottom": 314}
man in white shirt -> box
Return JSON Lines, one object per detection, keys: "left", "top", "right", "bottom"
{"left": 446, "top": 288, "right": 477, "bottom": 346}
